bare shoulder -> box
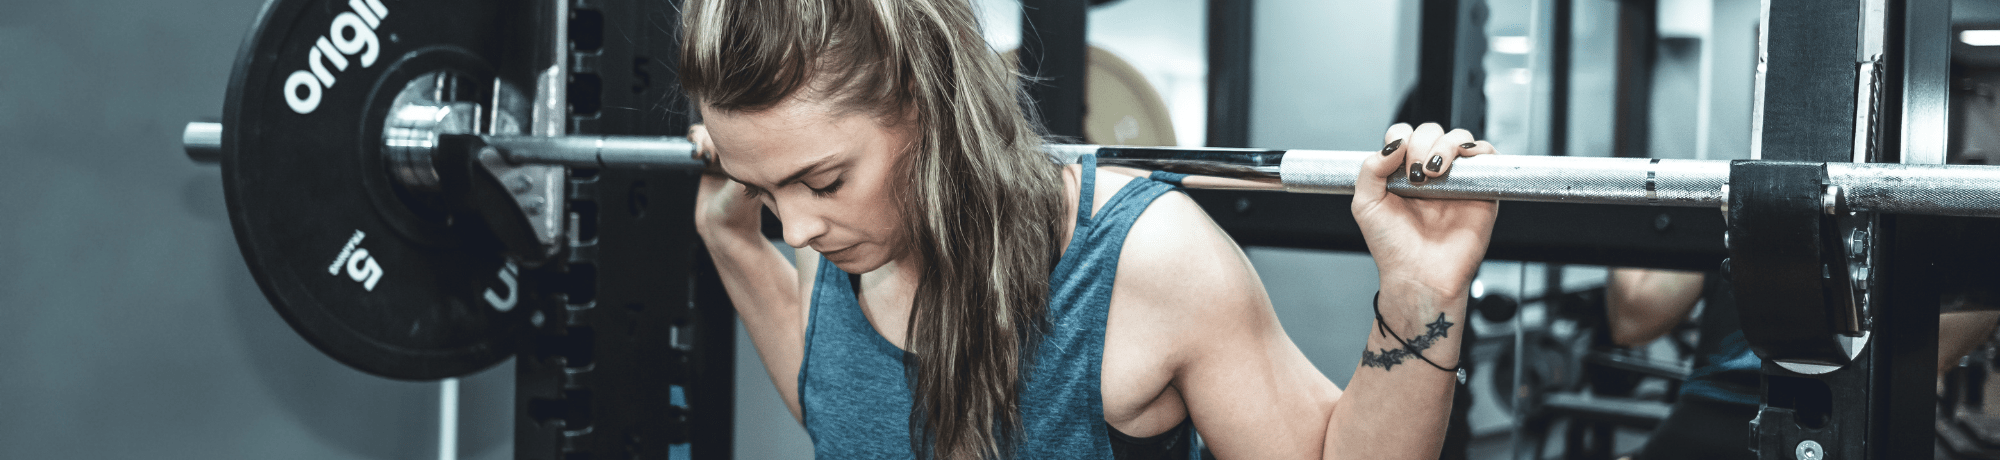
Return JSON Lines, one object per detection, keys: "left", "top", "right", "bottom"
{"left": 1106, "top": 176, "right": 1273, "bottom": 358}
{"left": 1073, "top": 165, "right": 1268, "bottom": 325}
{"left": 1114, "top": 186, "right": 1266, "bottom": 312}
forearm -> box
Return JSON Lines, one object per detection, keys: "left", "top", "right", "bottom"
{"left": 1323, "top": 282, "right": 1464, "bottom": 460}
{"left": 701, "top": 230, "right": 807, "bottom": 418}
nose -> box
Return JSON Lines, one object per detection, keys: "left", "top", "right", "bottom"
{"left": 771, "top": 198, "right": 827, "bottom": 249}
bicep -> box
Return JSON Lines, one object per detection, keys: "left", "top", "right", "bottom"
{"left": 1175, "top": 301, "right": 1343, "bottom": 458}
{"left": 1119, "top": 192, "right": 1342, "bottom": 457}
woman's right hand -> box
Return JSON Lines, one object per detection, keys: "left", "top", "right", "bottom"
{"left": 690, "top": 124, "right": 766, "bottom": 242}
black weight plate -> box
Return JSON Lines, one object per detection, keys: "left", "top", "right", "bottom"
{"left": 222, "top": 0, "right": 530, "bottom": 380}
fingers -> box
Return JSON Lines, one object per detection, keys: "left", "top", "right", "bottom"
{"left": 1457, "top": 140, "right": 1496, "bottom": 160}
{"left": 1401, "top": 123, "right": 1446, "bottom": 184}
{"left": 1416, "top": 129, "right": 1478, "bottom": 181}
{"left": 689, "top": 124, "right": 733, "bottom": 179}
{"left": 689, "top": 123, "right": 716, "bottom": 162}
{"left": 1382, "top": 122, "right": 1414, "bottom": 146}
{"left": 1357, "top": 123, "right": 1416, "bottom": 204}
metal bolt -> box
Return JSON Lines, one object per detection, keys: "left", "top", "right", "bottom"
{"left": 510, "top": 175, "right": 534, "bottom": 194}
{"left": 1848, "top": 229, "right": 1869, "bottom": 257}
{"left": 524, "top": 197, "right": 545, "bottom": 216}
{"left": 1796, "top": 439, "right": 1824, "bottom": 460}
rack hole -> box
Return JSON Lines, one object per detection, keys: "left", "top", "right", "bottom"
{"left": 627, "top": 180, "right": 649, "bottom": 218}
{"left": 568, "top": 9, "right": 604, "bottom": 51}
{"left": 1767, "top": 375, "right": 1833, "bottom": 429}
{"left": 568, "top": 73, "right": 603, "bottom": 116}
{"left": 565, "top": 262, "right": 598, "bottom": 304}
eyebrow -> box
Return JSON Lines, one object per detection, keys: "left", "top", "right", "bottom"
{"left": 773, "top": 160, "right": 832, "bottom": 189}
{"left": 719, "top": 152, "right": 838, "bottom": 193}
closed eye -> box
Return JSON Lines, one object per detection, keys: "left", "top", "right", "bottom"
{"left": 808, "top": 178, "right": 844, "bottom": 197}
{"left": 740, "top": 183, "right": 770, "bottom": 199}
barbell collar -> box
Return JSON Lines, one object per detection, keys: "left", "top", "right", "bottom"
{"left": 183, "top": 121, "right": 223, "bottom": 164}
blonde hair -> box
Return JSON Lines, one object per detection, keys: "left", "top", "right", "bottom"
{"left": 679, "top": 0, "right": 1067, "bottom": 458}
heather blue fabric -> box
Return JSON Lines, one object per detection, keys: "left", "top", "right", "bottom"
{"left": 1678, "top": 331, "right": 1761, "bottom": 406}
{"left": 797, "top": 156, "right": 1177, "bottom": 458}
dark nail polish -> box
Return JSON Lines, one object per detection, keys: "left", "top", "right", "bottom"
{"left": 1381, "top": 139, "right": 1403, "bottom": 156}
{"left": 1409, "top": 163, "right": 1426, "bottom": 183}
{"left": 1426, "top": 155, "right": 1444, "bottom": 172}
{"left": 1460, "top": 142, "right": 1477, "bottom": 150}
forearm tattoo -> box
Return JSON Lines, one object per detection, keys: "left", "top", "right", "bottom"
{"left": 1360, "top": 313, "right": 1455, "bottom": 371}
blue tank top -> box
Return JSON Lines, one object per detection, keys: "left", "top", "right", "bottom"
{"left": 796, "top": 157, "right": 1182, "bottom": 458}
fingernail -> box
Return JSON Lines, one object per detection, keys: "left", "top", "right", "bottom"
{"left": 1409, "top": 163, "right": 1426, "bottom": 183}
{"left": 1427, "top": 155, "right": 1444, "bottom": 172}
{"left": 1381, "top": 139, "right": 1403, "bottom": 156}
{"left": 1460, "top": 142, "right": 1477, "bottom": 150}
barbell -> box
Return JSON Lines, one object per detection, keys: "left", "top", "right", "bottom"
{"left": 188, "top": 0, "right": 2000, "bottom": 380}
{"left": 188, "top": 120, "right": 2000, "bottom": 216}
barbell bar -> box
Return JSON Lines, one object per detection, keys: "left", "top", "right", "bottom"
{"left": 183, "top": 120, "right": 2000, "bottom": 219}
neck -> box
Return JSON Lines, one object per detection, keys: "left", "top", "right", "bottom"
{"left": 854, "top": 252, "right": 926, "bottom": 349}
{"left": 863, "top": 253, "right": 925, "bottom": 296}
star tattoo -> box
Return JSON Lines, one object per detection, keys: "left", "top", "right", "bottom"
{"left": 1360, "top": 313, "right": 1455, "bottom": 371}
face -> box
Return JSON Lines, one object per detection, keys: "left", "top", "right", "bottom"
{"left": 702, "top": 96, "right": 916, "bottom": 273}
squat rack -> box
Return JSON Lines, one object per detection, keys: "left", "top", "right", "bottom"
{"left": 180, "top": 0, "right": 1984, "bottom": 459}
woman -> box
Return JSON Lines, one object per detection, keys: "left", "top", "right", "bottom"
{"left": 680, "top": 0, "right": 1497, "bottom": 458}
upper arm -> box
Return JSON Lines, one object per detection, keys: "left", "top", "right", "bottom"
{"left": 795, "top": 246, "right": 820, "bottom": 329}
{"left": 716, "top": 239, "right": 818, "bottom": 423}
{"left": 1605, "top": 268, "right": 1705, "bottom": 347}
{"left": 1114, "top": 190, "right": 1342, "bottom": 458}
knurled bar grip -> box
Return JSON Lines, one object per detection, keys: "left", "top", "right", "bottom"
{"left": 1085, "top": 147, "right": 2000, "bottom": 219}
{"left": 1274, "top": 150, "right": 1729, "bottom": 207}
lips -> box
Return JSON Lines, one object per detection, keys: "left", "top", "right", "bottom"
{"left": 818, "top": 244, "right": 855, "bottom": 259}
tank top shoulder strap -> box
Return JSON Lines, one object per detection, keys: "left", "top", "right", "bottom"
{"left": 1069, "top": 156, "right": 1180, "bottom": 248}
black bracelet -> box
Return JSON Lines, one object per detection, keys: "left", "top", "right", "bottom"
{"left": 1373, "top": 292, "right": 1468, "bottom": 384}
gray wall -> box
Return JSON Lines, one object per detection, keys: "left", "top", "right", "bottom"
{"left": 0, "top": 1, "right": 512, "bottom": 459}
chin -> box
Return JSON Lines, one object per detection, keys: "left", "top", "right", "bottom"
{"left": 822, "top": 249, "right": 889, "bottom": 274}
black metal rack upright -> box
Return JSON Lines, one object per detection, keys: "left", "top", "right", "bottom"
{"left": 512, "top": 1, "right": 734, "bottom": 459}
{"left": 1736, "top": 0, "right": 1953, "bottom": 458}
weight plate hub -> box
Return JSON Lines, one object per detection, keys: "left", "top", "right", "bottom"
{"left": 222, "top": 0, "right": 531, "bottom": 380}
